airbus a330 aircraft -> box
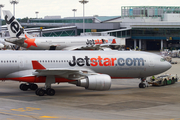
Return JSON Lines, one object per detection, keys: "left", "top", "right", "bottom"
{"left": 0, "top": 50, "right": 171, "bottom": 96}
{"left": 3, "top": 10, "right": 117, "bottom": 50}
{"left": 0, "top": 38, "right": 17, "bottom": 49}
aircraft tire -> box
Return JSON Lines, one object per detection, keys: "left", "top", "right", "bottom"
{"left": 35, "top": 88, "right": 41, "bottom": 95}
{"left": 19, "top": 84, "right": 25, "bottom": 90}
{"left": 142, "top": 83, "right": 146, "bottom": 88}
{"left": 139, "top": 83, "right": 143, "bottom": 88}
{"left": 29, "top": 84, "right": 38, "bottom": 90}
{"left": 37, "top": 89, "right": 45, "bottom": 96}
{"left": 20, "top": 84, "right": 29, "bottom": 91}
{"left": 46, "top": 88, "right": 55, "bottom": 96}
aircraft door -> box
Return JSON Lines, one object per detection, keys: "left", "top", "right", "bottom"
{"left": 19, "top": 57, "right": 24, "bottom": 68}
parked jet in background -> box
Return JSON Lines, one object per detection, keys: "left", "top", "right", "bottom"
{"left": 3, "top": 10, "right": 118, "bottom": 50}
{"left": 0, "top": 50, "right": 171, "bottom": 96}
{"left": 0, "top": 38, "right": 17, "bottom": 49}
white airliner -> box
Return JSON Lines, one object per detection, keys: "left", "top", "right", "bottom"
{"left": 0, "top": 50, "right": 171, "bottom": 96}
{"left": 3, "top": 10, "right": 117, "bottom": 50}
{"left": 0, "top": 38, "right": 16, "bottom": 49}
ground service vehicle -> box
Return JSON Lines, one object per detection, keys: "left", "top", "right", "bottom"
{"left": 149, "top": 74, "right": 178, "bottom": 86}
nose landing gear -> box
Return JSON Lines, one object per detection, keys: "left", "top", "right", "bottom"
{"left": 139, "top": 78, "right": 148, "bottom": 88}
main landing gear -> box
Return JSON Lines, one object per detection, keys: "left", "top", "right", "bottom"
{"left": 19, "top": 83, "right": 38, "bottom": 91}
{"left": 139, "top": 78, "right": 148, "bottom": 88}
{"left": 35, "top": 76, "right": 56, "bottom": 96}
{"left": 19, "top": 83, "right": 55, "bottom": 96}
{"left": 19, "top": 76, "right": 56, "bottom": 96}
{"left": 35, "top": 88, "right": 55, "bottom": 96}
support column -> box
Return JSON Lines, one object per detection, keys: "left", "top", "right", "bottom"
{"left": 134, "top": 39, "right": 137, "bottom": 50}
{"left": 161, "top": 40, "right": 163, "bottom": 50}
{"left": 139, "top": 39, "right": 141, "bottom": 50}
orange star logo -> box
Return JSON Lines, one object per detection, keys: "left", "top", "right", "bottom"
{"left": 24, "top": 34, "right": 37, "bottom": 48}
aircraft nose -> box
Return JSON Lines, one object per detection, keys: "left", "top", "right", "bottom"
{"left": 161, "top": 61, "right": 172, "bottom": 72}
{"left": 166, "top": 61, "right": 172, "bottom": 70}
{"left": 153, "top": 60, "right": 172, "bottom": 74}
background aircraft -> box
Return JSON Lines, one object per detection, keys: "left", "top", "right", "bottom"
{"left": 3, "top": 10, "right": 118, "bottom": 50}
{"left": 0, "top": 38, "right": 18, "bottom": 50}
{"left": 0, "top": 50, "right": 171, "bottom": 96}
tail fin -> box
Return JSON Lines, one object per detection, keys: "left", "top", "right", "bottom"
{"left": 111, "top": 39, "right": 116, "bottom": 44}
{"left": 3, "top": 10, "right": 30, "bottom": 38}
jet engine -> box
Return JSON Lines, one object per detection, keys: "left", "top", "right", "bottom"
{"left": 76, "top": 74, "right": 111, "bottom": 90}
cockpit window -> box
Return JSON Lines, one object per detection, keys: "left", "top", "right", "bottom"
{"left": 160, "top": 58, "right": 165, "bottom": 62}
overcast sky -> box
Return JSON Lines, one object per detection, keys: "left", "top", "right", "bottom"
{"left": 0, "top": 0, "right": 179, "bottom": 19}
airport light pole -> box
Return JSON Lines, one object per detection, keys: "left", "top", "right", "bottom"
{"left": 0, "top": 4, "right": 4, "bottom": 37}
{"left": 72, "top": 9, "right": 77, "bottom": 17}
{"left": 79, "top": 0, "right": 88, "bottom": 34}
{"left": 35, "top": 11, "right": 39, "bottom": 18}
{"left": 72, "top": 9, "right": 77, "bottom": 23}
{"left": 10, "top": 0, "right": 19, "bottom": 17}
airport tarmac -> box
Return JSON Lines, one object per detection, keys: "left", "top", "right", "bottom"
{"left": 0, "top": 58, "right": 180, "bottom": 120}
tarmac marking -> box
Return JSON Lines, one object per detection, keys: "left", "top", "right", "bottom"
{"left": 0, "top": 111, "right": 34, "bottom": 118}
{"left": 39, "top": 116, "right": 59, "bottom": 119}
{"left": 11, "top": 107, "right": 40, "bottom": 112}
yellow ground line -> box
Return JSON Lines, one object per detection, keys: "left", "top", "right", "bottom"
{"left": 39, "top": 116, "right": 59, "bottom": 118}
{"left": 0, "top": 111, "right": 34, "bottom": 118}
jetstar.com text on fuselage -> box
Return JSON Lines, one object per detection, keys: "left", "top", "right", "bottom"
{"left": 69, "top": 56, "right": 145, "bottom": 67}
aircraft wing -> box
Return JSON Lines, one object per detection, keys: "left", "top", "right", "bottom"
{"left": 5, "top": 37, "right": 26, "bottom": 45}
{"left": 32, "top": 61, "right": 96, "bottom": 80}
{"left": 62, "top": 44, "right": 112, "bottom": 50}
{"left": 62, "top": 46, "right": 86, "bottom": 50}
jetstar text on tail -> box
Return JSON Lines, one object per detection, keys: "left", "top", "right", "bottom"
{"left": 86, "top": 39, "right": 108, "bottom": 45}
{"left": 69, "top": 56, "right": 145, "bottom": 67}
{"left": 5, "top": 15, "right": 24, "bottom": 37}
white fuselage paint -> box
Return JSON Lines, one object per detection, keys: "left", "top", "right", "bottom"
{"left": 0, "top": 50, "right": 171, "bottom": 80}
{"left": 22, "top": 36, "right": 116, "bottom": 50}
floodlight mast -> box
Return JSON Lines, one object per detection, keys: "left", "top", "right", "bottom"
{"left": 72, "top": 9, "right": 77, "bottom": 23}
{"left": 0, "top": 4, "right": 4, "bottom": 36}
{"left": 79, "top": 0, "right": 88, "bottom": 34}
{"left": 35, "top": 11, "right": 39, "bottom": 18}
{"left": 10, "top": 0, "right": 19, "bottom": 17}
{"left": 72, "top": 9, "right": 77, "bottom": 17}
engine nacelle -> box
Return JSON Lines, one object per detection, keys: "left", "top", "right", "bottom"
{"left": 77, "top": 74, "right": 111, "bottom": 91}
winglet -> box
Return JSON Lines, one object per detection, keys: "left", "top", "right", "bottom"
{"left": 111, "top": 39, "right": 116, "bottom": 44}
{"left": 32, "top": 60, "right": 46, "bottom": 70}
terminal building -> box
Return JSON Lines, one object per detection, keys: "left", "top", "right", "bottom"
{"left": 2, "top": 6, "right": 180, "bottom": 50}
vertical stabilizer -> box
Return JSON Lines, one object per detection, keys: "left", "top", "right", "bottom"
{"left": 3, "top": 10, "right": 30, "bottom": 38}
